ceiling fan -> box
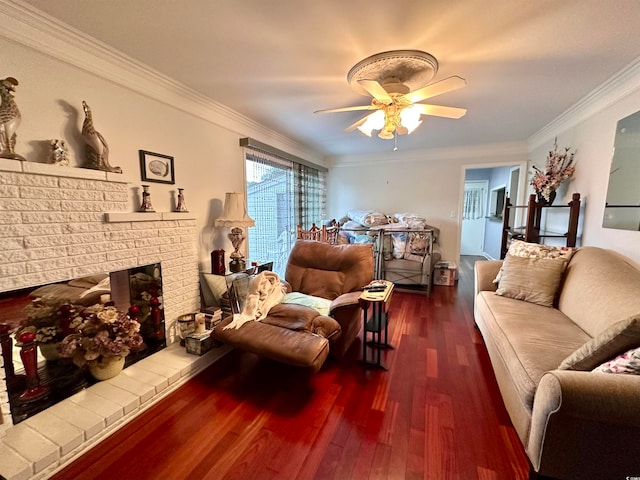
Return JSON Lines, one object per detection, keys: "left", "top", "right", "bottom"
{"left": 315, "top": 50, "right": 467, "bottom": 140}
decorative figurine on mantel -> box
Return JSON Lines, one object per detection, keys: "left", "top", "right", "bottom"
{"left": 81, "top": 100, "right": 122, "bottom": 173}
{"left": 48, "top": 139, "right": 69, "bottom": 166}
{"left": 175, "top": 188, "right": 188, "bottom": 212}
{"left": 139, "top": 184, "right": 155, "bottom": 212}
{"left": 0, "top": 76, "right": 26, "bottom": 161}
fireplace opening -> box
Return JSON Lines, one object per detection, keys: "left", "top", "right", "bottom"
{"left": 0, "top": 263, "right": 166, "bottom": 425}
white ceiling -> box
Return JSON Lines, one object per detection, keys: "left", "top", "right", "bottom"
{"left": 19, "top": 0, "right": 640, "bottom": 158}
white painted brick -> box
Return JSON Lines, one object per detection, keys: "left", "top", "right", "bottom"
{"left": 0, "top": 199, "right": 61, "bottom": 212}
{"left": 21, "top": 211, "right": 103, "bottom": 224}
{"left": 101, "top": 222, "right": 132, "bottom": 232}
{"left": 88, "top": 383, "right": 139, "bottom": 415}
{"left": 0, "top": 443, "right": 32, "bottom": 480}
{"left": 105, "top": 250, "right": 138, "bottom": 263}
{"left": 67, "top": 240, "right": 135, "bottom": 256}
{"left": 132, "top": 220, "right": 177, "bottom": 230}
{"left": 47, "top": 401, "right": 105, "bottom": 441}
{"left": 18, "top": 187, "right": 65, "bottom": 200}
{"left": 24, "top": 411, "right": 84, "bottom": 457}
{"left": 23, "top": 235, "right": 76, "bottom": 249}
{"left": 0, "top": 238, "right": 24, "bottom": 250}
{"left": 0, "top": 185, "right": 19, "bottom": 198}
{"left": 102, "top": 191, "right": 128, "bottom": 202}
{"left": 59, "top": 189, "right": 103, "bottom": 201}
{"left": 0, "top": 173, "right": 58, "bottom": 187}
{"left": 106, "top": 229, "right": 157, "bottom": 241}
{"left": 0, "top": 263, "right": 27, "bottom": 279}
{"left": 3, "top": 423, "right": 59, "bottom": 473}
{"left": 0, "top": 212, "right": 22, "bottom": 224}
{"left": 68, "top": 390, "right": 123, "bottom": 427}
{"left": 0, "top": 224, "right": 64, "bottom": 238}
{"left": 26, "top": 253, "right": 107, "bottom": 273}
{"left": 58, "top": 178, "right": 110, "bottom": 191}
{"left": 61, "top": 201, "right": 127, "bottom": 213}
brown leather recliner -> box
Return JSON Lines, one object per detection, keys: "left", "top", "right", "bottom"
{"left": 212, "top": 240, "right": 374, "bottom": 372}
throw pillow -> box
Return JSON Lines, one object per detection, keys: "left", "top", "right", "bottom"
{"left": 592, "top": 346, "right": 640, "bottom": 374}
{"left": 495, "top": 254, "right": 568, "bottom": 307}
{"left": 494, "top": 240, "right": 575, "bottom": 284}
{"left": 281, "top": 292, "right": 332, "bottom": 316}
{"left": 559, "top": 315, "right": 640, "bottom": 371}
{"left": 407, "top": 231, "right": 430, "bottom": 255}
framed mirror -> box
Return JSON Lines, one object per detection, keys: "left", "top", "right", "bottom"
{"left": 602, "top": 110, "right": 640, "bottom": 230}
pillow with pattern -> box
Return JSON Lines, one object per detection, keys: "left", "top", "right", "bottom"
{"left": 494, "top": 240, "right": 575, "bottom": 284}
{"left": 592, "top": 346, "right": 640, "bottom": 374}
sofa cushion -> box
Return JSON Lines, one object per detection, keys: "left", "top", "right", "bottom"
{"left": 476, "top": 292, "right": 589, "bottom": 409}
{"left": 558, "top": 315, "right": 640, "bottom": 371}
{"left": 592, "top": 346, "right": 640, "bottom": 374}
{"left": 494, "top": 240, "right": 575, "bottom": 284}
{"left": 557, "top": 247, "right": 640, "bottom": 338}
{"left": 495, "top": 254, "right": 568, "bottom": 307}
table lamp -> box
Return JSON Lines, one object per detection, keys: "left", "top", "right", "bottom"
{"left": 214, "top": 192, "right": 255, "bottom": 273}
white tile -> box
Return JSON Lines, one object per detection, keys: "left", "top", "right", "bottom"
{"left": 47, "top": 401, "right": 105, "bottom": 440}
{"left": 0, "top": 443, "right": 32, "bottom": 480}
{"left": 108, "top": 373, "right": 156, "bottom": 404}
{"left": 121, "top": 365, "right": 168, "bottom": 393}
{"left": 23, "top": 411, "right": 83, "bottom": 456}
{"left": 137, "top": 358, "right": 182, "bottom": 385}
{"left": 68, "top": 390, "right": 123, "bottom": 427}
{"left": 2, "top": 423, "right": 58, "bottom": 474}
{"left": 89, "top": 382, "right": 139, "bottom": 415}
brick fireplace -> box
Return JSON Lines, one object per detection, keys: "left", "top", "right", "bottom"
{"left": 0, "top": 159, "right": 223, "bottom": 480}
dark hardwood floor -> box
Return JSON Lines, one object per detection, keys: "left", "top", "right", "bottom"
{"left": 51, "top": 255, "right": 530, "bottom": 480}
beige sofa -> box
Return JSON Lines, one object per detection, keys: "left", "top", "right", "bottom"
{"left": 474, "top": 246, "right": 640, "bottom": 480}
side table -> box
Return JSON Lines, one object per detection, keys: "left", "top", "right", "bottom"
{"left": 358, "top": 280, "right": 394, "bottom": 369}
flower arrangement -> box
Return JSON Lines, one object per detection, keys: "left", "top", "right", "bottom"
{"left": 530, "top": 138, "right": 576, "bottom": 202}
{"left": 59, "top": 303, "right": 144, "bottom": 368}
{"left": 17, "top": 296, "right": 74, "bottom": 344}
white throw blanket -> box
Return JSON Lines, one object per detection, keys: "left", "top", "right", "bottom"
{"left": 223, "top": 271, "right": 285, "bottom": 330}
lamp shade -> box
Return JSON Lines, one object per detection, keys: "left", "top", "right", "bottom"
{"left": 214, "top": 192, "right": 255, "bottom": 227}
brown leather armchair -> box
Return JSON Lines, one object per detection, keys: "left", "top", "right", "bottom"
{"left": 211, "top": 240, "right": 374, "bottom": 371}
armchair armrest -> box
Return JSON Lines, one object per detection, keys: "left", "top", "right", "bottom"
{"left": 474, "top": 260, "right": 501, "bottom": 297}
{"left": 329, "top": 291, "right": 361, "bottom": 314}
{"left": 528, "top": 370, "right": 640, "bottom": 477}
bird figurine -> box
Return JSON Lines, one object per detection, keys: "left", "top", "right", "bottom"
{"left": 0, "top": 76, "right": 26, "bottom": 161}
{"left": 81, "top": 100, "right": 122, "bottom": 173}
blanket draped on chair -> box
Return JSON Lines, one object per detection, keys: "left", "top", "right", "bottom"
{"left": 224, "top": 271, "right": 285, "bottom": 330}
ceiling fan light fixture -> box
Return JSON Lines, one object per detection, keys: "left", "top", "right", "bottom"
{"left": 357, "top": 110, "right": 385, "bottom": 137}
{"left": 400, "top": 105, "right": 423, "bottom": 134}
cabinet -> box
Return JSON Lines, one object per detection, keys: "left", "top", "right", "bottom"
{"left": 500, "top": 193, "right": 581, "bottom": 259}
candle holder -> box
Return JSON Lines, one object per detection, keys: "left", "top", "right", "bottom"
{"left": 139, "top": 185, "right": 155, "bottom": 212}
{"left": 175, "top": 188, "right": 188, "bottom": 212}
{"left": 17, "top": 331, "right": 48, "bottom": 403}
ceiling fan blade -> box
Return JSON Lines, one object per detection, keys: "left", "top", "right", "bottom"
{"left": 404, "top": 76, "right": 467, "bottom": 104}
{"left": 412, "top": 103, "right": 467, "bottom": 119}
{"left": 344, "top": 113, "right": 375, "bottom": 132}
{"left": 357, "top": 80, "right": 392, "bottom": 104}
{"left": 314, "top": 105, "right": 377, "bottom": 114}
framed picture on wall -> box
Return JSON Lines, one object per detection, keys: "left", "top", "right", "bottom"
{"left": 139, "top": 150, "right": 175, "bottom": 184}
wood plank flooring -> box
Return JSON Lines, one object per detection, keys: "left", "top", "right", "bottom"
{"left": 51, "top": 255, "right": 530, "bottom": 480}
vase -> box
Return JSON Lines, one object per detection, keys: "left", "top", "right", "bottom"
{"left": 89, "top": 356, "right": 125, "bottom": 381}
{"left": 39, "top": 342, "right": 60, "bottom": 362}
{"left": 537, "top": 190, "right": 556, "bottom": 206}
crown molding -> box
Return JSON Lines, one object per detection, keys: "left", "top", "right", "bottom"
{"left": 528, "top": 55, "right": 640, "bottom": 151}
{"left": 0, "top": 0, "right": 321, "bottom": 163}
{"left": 328, "top": 141, "right": 528, "bottom": 168}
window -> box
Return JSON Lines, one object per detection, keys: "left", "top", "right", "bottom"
{"left": 244, "top": 144, "right": 326, "bottom": 276}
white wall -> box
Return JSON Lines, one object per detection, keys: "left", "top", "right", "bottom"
{"left": 327, "top": 144, "right": 529, "bottom": 262}
{"left": 528, "top": 80, "right": 640, "bottom": 264}
{"left": 0, "top": 10, "right": 323, "bottom": 273}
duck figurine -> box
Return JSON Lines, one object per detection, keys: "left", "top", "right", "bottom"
{"left": 81, "top": 100, "right": 122, "bottom": 173}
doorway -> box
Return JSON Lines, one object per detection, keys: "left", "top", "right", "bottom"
{"left": 461, "top": 180, "right": 488, "bottom": 255}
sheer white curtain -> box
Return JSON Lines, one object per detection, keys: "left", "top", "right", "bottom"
{"left": 463, "top": 186, "right": 485, "bottom": 220}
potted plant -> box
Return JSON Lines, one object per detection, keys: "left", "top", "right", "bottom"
{"left": 530, "top": 138, "right": 576, "bottom": 204}
{"left": 59, "top": 303, "right": 144, "bottom": 380}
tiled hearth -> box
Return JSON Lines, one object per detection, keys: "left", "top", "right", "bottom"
{"left": 0, "top": 159, "right": 210, "bottom": 479}
{"left": 0, "top": 343, "right": 231, "bottom": 480}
